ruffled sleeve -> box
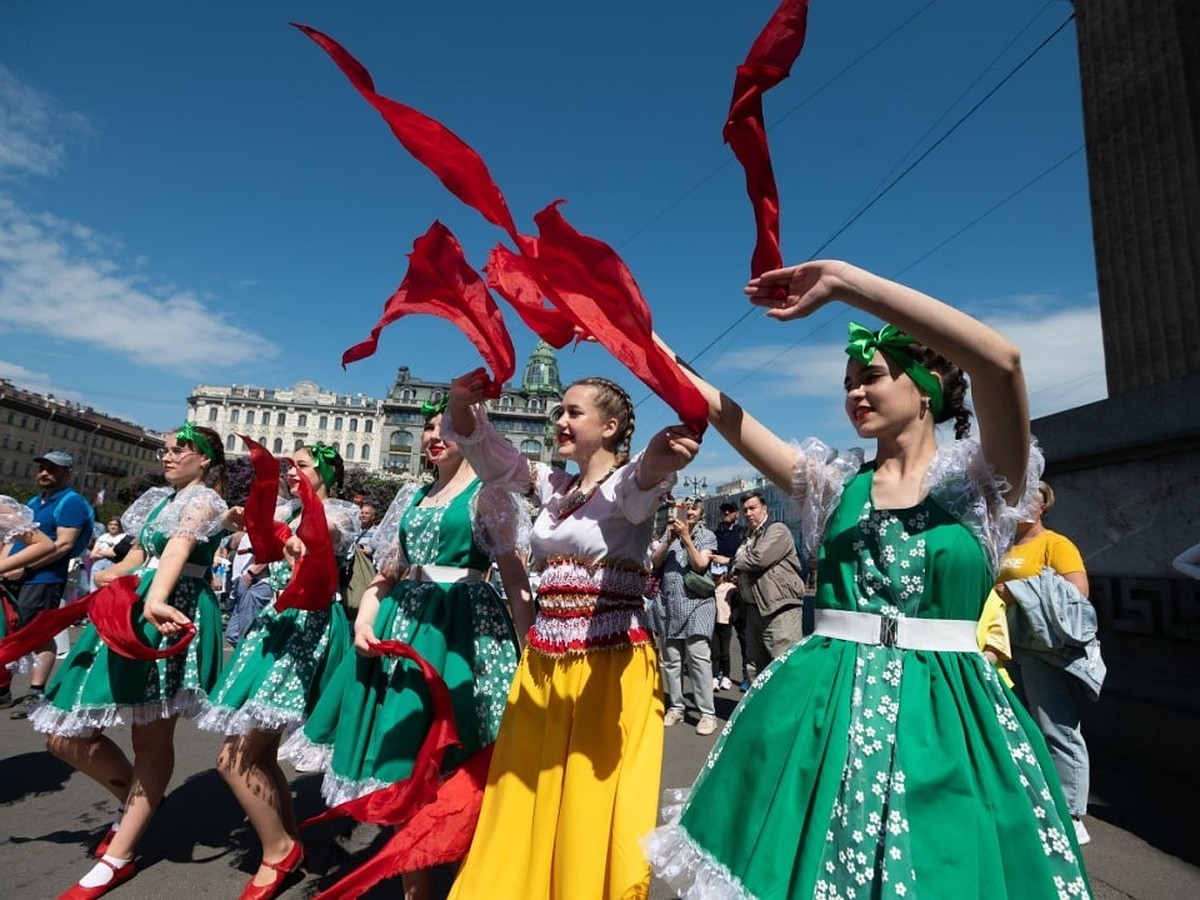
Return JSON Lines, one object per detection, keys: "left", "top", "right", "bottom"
{"left": 790, "top": 438, "right": 865, "bottom": 560}
{"left": 0, "top": 495, "right": 35, "bottom": 543}
{"left": 471, "top": 483, "right": 532, "bottom": 558}
{"left": 150, "top": 485, "right": 228, "bottom": 543}
{"left": 120, "top": 485, "right": 175, "bottom": 537}
{"left": 371, "top": 483, "right": 421, "bottom": 578}
{"left": 613, "top": 452, "right": 677, "bottom": 525}
{"left": 440, "top": 404, "right": 545, "bottom": 500}
{"left": 923, "top": 437, "right": 1045, "bottom": 575}
{"left": 322, "top": 498, "right": 363, "bottom": 558}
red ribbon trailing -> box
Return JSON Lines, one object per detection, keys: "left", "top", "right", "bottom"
{"left": 724, "top": 0, "right": 809, "bottom": 276}
{"left": 89, "top": 575, "right": 196, "bottom": 660}
{"left": 0, "top": 576, "right": 195, "bottom": 666}
{"left": 292, "top": 23, "right": 521, "bottom": 243}
{"left": 519, "top": 203, "right": 710, "bottom": 435}
{"left": 274, "top": 460, "right": 339, "bottom": 613}
{"left": 341, "top": 222, "right": 515, "bottom": 396}
{"left": 241, "top": 436, "right": 289, "bottom": 563}
{"left": 302, "top": 639, "right": 465, "bottom": 898}
{"left": 296, "top": 24, "right": 709, "bottom": 435}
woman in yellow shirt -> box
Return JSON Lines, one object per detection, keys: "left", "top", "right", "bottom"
{"left": 996, "top": 480, "right": 1093, "bottom": 844}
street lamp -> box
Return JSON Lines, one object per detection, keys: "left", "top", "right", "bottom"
{"left": 682, "top": 475, "right": 707, "bottom": 498}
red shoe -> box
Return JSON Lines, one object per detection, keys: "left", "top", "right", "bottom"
{"left": 57, "top": 858, "right": 136, "bottom": 899}
{"left": 94, "top": 828, "right": 118, "bottom": 858}
{"left": 238, "top": 839, "right": 304, "bottom": 900}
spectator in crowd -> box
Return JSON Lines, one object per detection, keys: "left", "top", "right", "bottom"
{"left": 997, "top": 480, "right": 1098, "bottom": 846}
{"left": 712, "top": 571, "right": 737, "bottom": 692}
{"left": 89, "top": 518, "right": 132, "bottom": 591}
{"left": 651, "top": 499, "right": 719, "bottom": 735}
{"left": 1, "top": 450, "right": 93, "bottom": 719}
{"left": 0, "top": 496, "right": 57, "bottom": 708}
{"left": 356, "top": 502, "right": 379, "bottom": 553}
{"left": 710, "top": 500, "right": 748, "bottom": 688}
{"left": 732, "top": 491, "right": 806, "bottom": 680}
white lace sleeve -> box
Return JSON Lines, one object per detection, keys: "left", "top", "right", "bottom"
{"left": 924, "top": 437, "right": 1045, "bottom": 575}
{"left": 791, "top": 438, "right": 865, "bottom": 560}
{"left": 322, "top": 498, "right": 363, "bottom": 558}
{"left": 471, "top": 483, "right": 532, "bottom": 557}
{"left": 440, "top": 404, "right": 539, "bottom": 497}
{"left": 0, "top": 495, "right": 35, "bottom": 543}
{"left": 152, "top": 485, "right": 228, "bottom": 543}
{"left": 612, "top": 452, "right": 677, "bottom": 524}
{"left": 120, "top": 486, "right": 175, "bottom": 536}
{"left": 371, "top": 483, "right": 420, "bottom": 577}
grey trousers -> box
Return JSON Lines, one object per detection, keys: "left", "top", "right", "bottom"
{"left": 662, "top": 634, "right": 715, "bottom": 717}
{"left": 1015, "top": 654, "right": 1090, "bottom": 816}
{"left": 745, "top": 602, "right": 805, "bottom": 675}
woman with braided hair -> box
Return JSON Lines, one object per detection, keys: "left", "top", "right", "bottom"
{"left": 645, "top": 260, "right": 1090, "bottom": 898}
{"left": 443, "top": 372, "right": 700, "bottom": 900}
{"left": 196, "top": 442, "right": 359, "bottom": 900}
{"left": 31, "top": 423, "right": 229, "bottom": 899}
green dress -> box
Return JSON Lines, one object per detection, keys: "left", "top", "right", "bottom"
{"left": 646, "top": 439, "right": 1091, "bottom": 899}
{"left": 283, "top": 478, "right": 522, "bottom": 806}
{"left": 196, "top": 498, "right": 359, "bottom": 735}
{"left": 31, "top": 485, "right": 228, "bottom": 737}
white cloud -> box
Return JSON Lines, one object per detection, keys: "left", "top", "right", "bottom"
{"left": 0, "top": 196, "right": 279, "bottom": 374}
{"left": 0, "top": 62, "right": 89, "bottom": 179}
{"left": 0, "top": 359, "right": 84, "bottom": 401}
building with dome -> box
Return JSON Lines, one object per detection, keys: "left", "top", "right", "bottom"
{"left": 186, "top": 342, "right": 564, "bottom": 475}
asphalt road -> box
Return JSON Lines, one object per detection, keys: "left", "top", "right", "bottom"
{"left": 1, "top": 645, "right": 1196, "bottom": 899}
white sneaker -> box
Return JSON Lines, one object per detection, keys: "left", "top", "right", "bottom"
{"left": 695, "top": 714, "right": 719, "bottom": 736}
{"left": 719, "top": 676, "right": 733, "bottom": 691}
{"left": 1072, "top": 817, "right": 1090, "bottom": 845}
{"left": 712, "top": 677, "right": 720, "bottom": 690}
{"left": 663, "top": 707, "right": 685, "bottom": 727}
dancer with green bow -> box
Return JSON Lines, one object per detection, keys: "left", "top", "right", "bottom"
{"left": 646, "top": 261, "right": 1092, "bottom": 898}
{"left": 280, "top": 400, "right": 531, "bottom": 900}
{"left": 32, "top": 423, "right": 230, "bottom": 900}
{"left": 197, "top": 442, "right": 360, "bottom": 900}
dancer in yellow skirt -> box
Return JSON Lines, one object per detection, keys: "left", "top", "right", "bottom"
{"left": 444, "top": 372, "right": 699, "bottom": 900}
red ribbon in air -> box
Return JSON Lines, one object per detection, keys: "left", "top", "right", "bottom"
{"left": 240, "top": 436, "right": 289, "bottom": 564}
{"left": 274, "top": 463, "right": 339, "bottom": 613}
{"left": 724, "top": 0, "right": 809, "bottom": 276}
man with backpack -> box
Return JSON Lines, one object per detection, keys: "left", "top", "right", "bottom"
{"left": 0, "top": 450, "right": 94, "bottom": 717}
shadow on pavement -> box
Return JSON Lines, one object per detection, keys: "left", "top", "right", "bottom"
{"left": 0, "top": 750, "right": 73, "bottom": 804}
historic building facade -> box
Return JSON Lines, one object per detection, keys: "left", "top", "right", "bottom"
{"left": 187, "top": 341, "right": 565, "bottom": 475}
{"left": 0, "top": 380, "right": 164, "bottom": 498}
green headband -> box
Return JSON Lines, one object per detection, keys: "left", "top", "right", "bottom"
{"left": 845, "top": 322, "right": 945, "bottom": 418}
{"left": 421, "top": 397, "right": 449, "bottom": 421}
{"left": 306, "top": 443, "right": 339, "bottom": 490}
{"left": 175, "top": 422, "right": 216, "bottom": 461}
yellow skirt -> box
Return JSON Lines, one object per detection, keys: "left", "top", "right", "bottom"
{"left": 449, "top": 642, "right": 664, "bottom": 900}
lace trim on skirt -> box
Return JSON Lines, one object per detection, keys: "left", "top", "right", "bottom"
{"left": 28, "top": 689, "right": 208, "bottom": 737}
{"left": 642, "top": 788, "right": 755, "bottom": 900}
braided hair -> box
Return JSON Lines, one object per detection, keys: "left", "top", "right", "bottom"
{"left": 907, "top": 343, "right": 973, "bottom": 439}
{"left": 571, "top": 377, "right": 636, "bottom": 465}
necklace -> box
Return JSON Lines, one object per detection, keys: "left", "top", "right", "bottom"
{"left": 547, "top": 467, "right": 616, "bottom": 520}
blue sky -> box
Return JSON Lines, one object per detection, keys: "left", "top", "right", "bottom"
{"left": 0, "top": 0, "right": 1102, "bottom": 488}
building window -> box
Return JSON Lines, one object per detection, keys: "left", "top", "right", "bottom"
{"left": 272, "top": 438, "right": 283, "bottom": 453}
{"left": 520, "top": 439, "right": 541, "bottom": 459}
{"left": 431, "top": 390, "right": 444, "bottom": 403}
{"left": 528, "top": 399, "right": 540, "bottom": 411}
{"left": 226, "top": 434, "right": 236, "bottom": 451}
{"left": 229, "top": 409, "right": 239, "bottom": 425}
{"left": 246, "top": 410, "right": 255, "bottom": 426}
{"left": 298, "top": 414, "right": 308, "bottom": 427}
{"left": 208, "top": 407, "right": 218, "bottom": 422}
{"left": 361, "top": 444, "right": 370, "bottom": 461}
{"left": 364, "top": 420, "right": 374, "bottom": 433}
{"left": 277, "top": 412, "right": 286, "bottom": 426}
{"left": 319, "top": 415, "right": 328, "bottom": 429}
{"left": 349, "top": 419, "right": 358, "bottom": 432}
{"left": 345, "top": 444, "right": 355, "bottom": 460}
{"left": 334, "top": 417, "right": 343, "bottom": 431}
{"left": 294, "top": 439, "right": 305, "bottom": 451}
{"left": 400, "top": 388, "right": 415, "bottom": 401}
{"left": 499, "top": 395, "right": 513, "bottom": 409}
{"left": 332, "top": 441, "right": 340, "bottom": 454}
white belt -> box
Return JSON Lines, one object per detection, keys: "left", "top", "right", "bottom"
{"left": 145, "top": 558, "right": 209, "bottom": 580}
{"left": 813, "top": 609, "right": 979, "bottom": 653}
{"left": 406, "top": 565, "right": 485, "bottom": 585}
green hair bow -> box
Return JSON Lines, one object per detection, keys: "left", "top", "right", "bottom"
{"left": 421, "top": 397, "right": 449, "bottom": 421}
{"left": 306, "top": 443, "right": 339, "bottom": 489}
{"left": 845, "top": 322, "right": 944, "bottom": 418}
{"left": 175, "top": 422, "right": 216, "bottom": 461}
